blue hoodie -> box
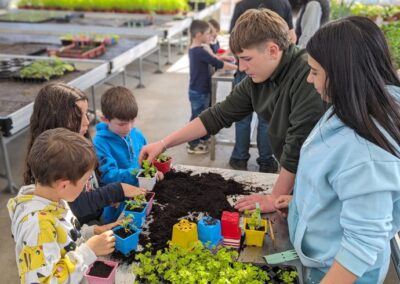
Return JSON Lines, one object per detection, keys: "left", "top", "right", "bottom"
{"left": 93, "top": 122, "right": 147, "bottom": 186}
{"left": 288, "top": 85, "right": 400, "bottom": 283}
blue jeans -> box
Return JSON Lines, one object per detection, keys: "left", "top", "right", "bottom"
{"left": 231, "top": 70, "right": 273, "bottom": 164}
{"left": 188, "top": 89, "right": 210, "bottom": 146}
{"left": 231, "top": 113, "right": 273, "bottom": 163}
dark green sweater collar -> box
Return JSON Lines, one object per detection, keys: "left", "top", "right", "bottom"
{"left": 269, "top": 44, "right": 299, "bottom": 84}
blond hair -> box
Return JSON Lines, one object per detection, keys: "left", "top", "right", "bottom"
{"left": 230, "top": 8, "right": 290, "bottom": 54}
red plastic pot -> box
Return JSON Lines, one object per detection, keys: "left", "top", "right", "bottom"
{"left": 153, "top": 158, "right": 172, "bottom": 174}
{"left": 221, "top": 211, "right": 241, "bottom": 239}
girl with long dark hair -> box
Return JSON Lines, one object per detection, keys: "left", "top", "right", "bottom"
{"left": 276, "top": 16, "right": 400, "bottom": 283}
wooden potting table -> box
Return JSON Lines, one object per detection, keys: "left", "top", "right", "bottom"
{"left": 98, "top": 164, "right": 304, "bottom": 284}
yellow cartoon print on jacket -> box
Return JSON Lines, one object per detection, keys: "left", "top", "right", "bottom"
{"left": 8, "top": 185, "right": 97, "bottom": 284}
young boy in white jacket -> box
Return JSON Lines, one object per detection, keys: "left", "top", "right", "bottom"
{"left": 8, "top": 128, "right": 117, "bottom": 283}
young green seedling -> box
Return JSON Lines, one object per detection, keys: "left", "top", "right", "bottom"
{"left": 245, "top": 203, "right": 263, "bottom": 230}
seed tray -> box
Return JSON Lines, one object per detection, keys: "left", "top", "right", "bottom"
{"left": 256, "top": 264, "right": 300, "bottom": 284}
{"left": 47, "top": 43, "right": 106, "bottom": 59}
{"left": 0, "top": 58, "right": 33, "bottom": 79}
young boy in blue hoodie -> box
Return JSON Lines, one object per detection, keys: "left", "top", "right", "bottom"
{"left": 93, "top": 86, "right": 160, "bottom": 223}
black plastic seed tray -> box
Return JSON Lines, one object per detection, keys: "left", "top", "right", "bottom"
{"left": 0, "top": 58, "right": 33, "bottom": 79}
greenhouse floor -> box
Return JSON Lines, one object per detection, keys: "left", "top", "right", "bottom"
{"left": 0, "top": 46, "right": 398, "bottom": 283}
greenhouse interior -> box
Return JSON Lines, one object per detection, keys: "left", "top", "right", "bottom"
{"left": 0, "top": 0, "right": 399, "bottom": 283}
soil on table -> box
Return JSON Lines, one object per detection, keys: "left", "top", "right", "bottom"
{"left": 87, "top": 261, "right": 114, "bottom": 278}
{"left": 114, "top": 227, "right": 136, "bottom": 239}
{"left": 0, "top": 70, "right": 83, "bottom": 117}
{"left": 0, "top": 43, "right": 54, "bottom": 56}
{"left": 111, "top": 170, "right": 262, "bottom": 262}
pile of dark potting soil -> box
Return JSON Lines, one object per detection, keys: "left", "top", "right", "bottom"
{"left": 111, "top": 169, "right": 260, "bottom": 263}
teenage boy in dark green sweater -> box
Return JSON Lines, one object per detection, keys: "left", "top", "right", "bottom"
{"left": 139, "top": 8, "right": 325, "bottom": 213}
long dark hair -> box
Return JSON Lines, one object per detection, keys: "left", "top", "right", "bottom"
{"left": 307, "top": 16, "right": 400, "bottom": 157}
{"left": 24, "top": 83, "right": 89, "bottom": 184}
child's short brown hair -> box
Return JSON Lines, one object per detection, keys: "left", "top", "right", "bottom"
{"left": 230, "top": 8, "right": 290, "bottom": 54}
{"left": 101, "top": 86, "right": 138, "bottom": 121}
{"left": 208, "top": 19, "right": 220, "bottom": 32}
{"left": 190, "top": 20, "right": 210, "bottom": 38}
{"left": 28, "top": 128, "right": 97, "bottom": 186}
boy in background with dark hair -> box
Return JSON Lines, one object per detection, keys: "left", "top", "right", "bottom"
{"left": 208, "top": 19, "right": 221, "bottom": 54}
{"left": 8, "top": 128, "right": 116, "bottom": 283}
{"left": 93, "top": 86, "right": 160, "bottom": 223}
{"left": 188, "top": 20, "right": 237, "bottom": 154}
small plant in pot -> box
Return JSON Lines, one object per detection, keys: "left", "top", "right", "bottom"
{"left": 153, "top": 153, "right": 172, "bottom": 174}
{"left": 84, "top": 259, "right": 118, "bottom": 284}
{"left": 244, "top": 203, "right": 267, "bottom": 247}
{"left": 198, "top": 215, "right": 223, "bottom": 248}
{"left": 134, "top": 160, "right": 158, "bottom": 191}
{"left": 123, "top": 195, "right": 147, "bottom": 228}
{"left": 113, "top": 214, "right": 141, "bottom": 256}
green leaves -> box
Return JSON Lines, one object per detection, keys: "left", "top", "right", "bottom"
{"left": 382, "top": 22, "right": 400, "bottom": 69}
{"left": 245, "top": 206, "right": 263, "bottom": 230}
{"left": 19, "top": 59, "right": 75, "bottom": 81}
{"left": 156, "top": 153, "right": 171, "bottom": 163}
{"left": 121, "top": 213, "right": 134, "bottom": 233}
{"left": 133, "top": 242, "right": 271, "bottom": 283}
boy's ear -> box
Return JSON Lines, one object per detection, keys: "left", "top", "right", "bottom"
{"left": 266, "top": 42, "right": 280, "bottom": 60}
{"left": 55, "top": 179, "right": 70, "bottom": 195}
{"left": 100, "top": 115, "right": 109, "bottom": 123}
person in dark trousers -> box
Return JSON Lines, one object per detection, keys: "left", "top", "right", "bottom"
{"left": 229, "top": 0, "right": 297, "bottom": 173}
{"left": 290, "top": 0, "right": 330, "bottom": 48}
{"left": 186, "top": 20, "right": 237, "bottom": 154}
{"left": 140, "top": 9, "right": 325, "bottom": 213}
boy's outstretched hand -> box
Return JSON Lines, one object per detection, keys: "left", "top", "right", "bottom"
{"left": 121, "top": 183, "right": 147, "bottom": 197}
{"left": 86, "top": 230, "right": 115, "bottom": 256}
{"left": 139, "top": 141, "right": 164, "bottom": 166}
{"left": 235, "top": 194, "right": 277, "bottom": 213}
{"left": 274, "top": 195, "right": 292, "bottom": 218}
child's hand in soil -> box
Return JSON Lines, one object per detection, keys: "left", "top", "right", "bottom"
{"left": 86, "top": 230, "right": 115, "bottom": 256}
{"left": 274, "top": 195, "right": 292, "bottom": 218}
{"left": 94, "top": 220, "right": 123, "bottom": 235}
{"left": 235, "top": 194, "right": 277, "bottom": 213}
{"left": 121, "top": 183, "right": 147, "bottom": 197}
{"left": 156, "top": 171, "right": 164, "bottom": 181}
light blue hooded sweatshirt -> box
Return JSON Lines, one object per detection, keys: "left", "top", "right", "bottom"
{"left": 288, "top": 85, "right": 400, "bottom": 283}
{"left": 93, "top": 122, "right": 147, "bottom": 186}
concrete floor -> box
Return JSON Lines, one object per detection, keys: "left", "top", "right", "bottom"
{"left": 0, "top": 46, "right": 398, "bottom": 283}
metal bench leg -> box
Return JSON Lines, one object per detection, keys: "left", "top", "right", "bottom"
{"left": 0, "top": 135, "right": 17, "bottom": 194}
